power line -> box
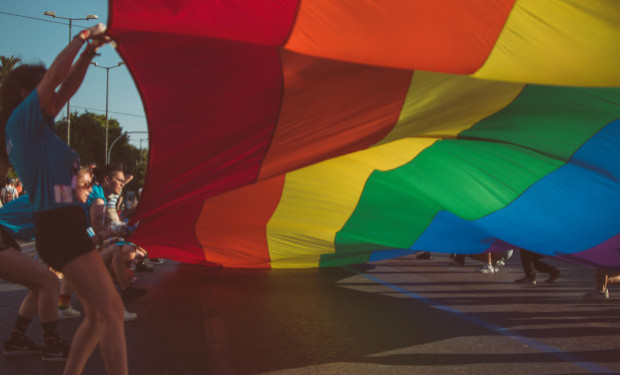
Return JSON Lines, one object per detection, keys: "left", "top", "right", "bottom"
{"left": 70, "top": 105, "right": 146, "bottom": 118}
{"left": 0, "top": 11, "right": 89, "bottom": 28}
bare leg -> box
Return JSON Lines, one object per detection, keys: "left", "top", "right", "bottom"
{"left": 0, "top": 249, "right": 59, "bottom": 323}
{"left": 607, "top": 273, "right": 620, "bottom": 287}
{"left": 597, "top": 269, "right": 620, "bottom": 291}
{"left": 595, "top": 269, "right": 607, "bottom": 291}
{"left": 100, "top": 245, "right": 130, "bottom": 290}
{"left": 59, "top": 278, "right": 73, "bottom": 296}
{"left": 60, "top": 251, "right": 127, "bottom": 375}
{"left": 470, "top": 253, "right": 493, "bottom": 265}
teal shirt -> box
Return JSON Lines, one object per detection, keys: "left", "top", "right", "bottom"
{"left": 6, "top": 91, "right": 80, "bottom": 212}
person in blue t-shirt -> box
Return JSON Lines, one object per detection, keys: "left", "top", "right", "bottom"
{"left": 88, "top": 165, "right": 147, "bottom": 300}
{"left": 0, "top": 23, "right": 128, "bottom": 374}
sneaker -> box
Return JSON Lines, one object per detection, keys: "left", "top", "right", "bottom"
{"left": 58, "top": 305, "right": 81, "bottom": 320}
{"left": 583, "top": 289, "right": 610, "bottom": 301}
{"left": 145, "top": 257, "right": 165, "bottom": 265}
{"left": 121, "top": 286, "right": 147, "bottom": 299}
{"left": 544, "top": 270, "right": 560, "bottom": 284}
{"left": 41, "top": 339, "right": 70, "bottom": 362}
{"left": 135, "top": 262, "right": 153, "bottom": 273}
{"left": 3, "top": 335, "right": 41, "bottom": 356}
{"left": 123, "top": 308, "right": 138, "bottom": 322}
{"left": 503, "top": 249, "right": 514, "bottom": 260}
{"left": 514, "top": 276, "right": 536, "bottom": 285}
{"left": 495, "top": 259, "right": 506, "bottom": 268}
{"left": 476, "top": 264, "right": 496, "bottom": 274}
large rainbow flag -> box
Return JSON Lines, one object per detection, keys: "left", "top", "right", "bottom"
{"left": 108, "top": 0, "right": 620, "bottom": 268}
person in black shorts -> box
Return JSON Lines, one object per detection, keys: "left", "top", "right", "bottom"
{"left": 1, "top": 23, "right": 128, "bottom": 375}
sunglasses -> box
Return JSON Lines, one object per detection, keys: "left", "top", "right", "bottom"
{"left": 77, "top": 180, "right": 94, "bottom": 189}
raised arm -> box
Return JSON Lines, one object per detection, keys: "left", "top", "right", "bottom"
{"left": 37, "top": 23, "right": 110, "bottom": 117}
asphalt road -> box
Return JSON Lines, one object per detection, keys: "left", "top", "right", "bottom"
{"left": 1, "top": 248, "right": 619, "bottom": 375}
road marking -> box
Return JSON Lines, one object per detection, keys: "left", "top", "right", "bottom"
{"left": 344, "top": 266, "right": 616, "bottom": 375}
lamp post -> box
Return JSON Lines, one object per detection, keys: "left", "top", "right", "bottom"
{"left": 108, "top": 132, "right": 148, "bottom": 166}
{"left": 44, "top": 11, "right": 98, "bottom": 146}
{"left": 90, "top": 61, "right": 125, "bottom": 164}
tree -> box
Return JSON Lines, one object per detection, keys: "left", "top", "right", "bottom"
{"left": 0, "top": 55, "right": 22, "bottom": 84}
{"left": 54, "top": 112, "right": 147, "bottom": 188}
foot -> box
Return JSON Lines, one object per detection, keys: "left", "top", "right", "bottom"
{"left": 135, "top": 262, "right": 154, "bottom": 272}
{"left": 514, "top": 276, "right": 536, "bottom": 285}
{"left": 583, "top": 289, "right": 609, "bottom": 301}
{"left": 476, "top": 264, "right": 496, "bottom": 274}
{"left": 123, "top": 308, "right": 138, "bottom": 322}
{"left": 145, "top": 257, "right": 165, "bottom": 265}
{"left": 3, "top": 335, "right": 41, "bottom": 356}
{"left": 121, "top": 286, "right": 147, "bottom": 299}
{"left": 544, "top": 270, "right": 560, "bottom": 284}
{"left": 41, "top": 339, "right": 70, "bottom": 362}
{"left": 58, "top": 305, "right": 81, "bottom": 320}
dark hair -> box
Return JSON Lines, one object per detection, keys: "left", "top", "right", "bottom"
{"left": 0, "top": 64, "right": 47, "bottom": 175}
{"left": 92, "top": 164, "right": 123, "bottom": 185}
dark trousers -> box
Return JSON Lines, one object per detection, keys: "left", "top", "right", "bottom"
{"left": 519, "top": 249, "right": 557, "bottom": 278}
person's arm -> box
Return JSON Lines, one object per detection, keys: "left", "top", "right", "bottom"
{"left": 90, "top": 198, "right": 109, "bottom": 237}
{"left": 54, "top": 37, "right": 110, "bottom": 113}
{"left": 37, "top": 23, "right": 110, "bottom": 117}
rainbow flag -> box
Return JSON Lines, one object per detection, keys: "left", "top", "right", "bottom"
{"left": 108, "top": 0, "right": 620, "bottom": 268}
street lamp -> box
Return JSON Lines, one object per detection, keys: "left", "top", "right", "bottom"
{"left": 90, "top": 61, "right": 125, "bottom": 164}
{"left": 108, "top": 132, "right": 148, "bottom": 166}
{"left": 44, "top": 11, "right": 98, "bottom": 146}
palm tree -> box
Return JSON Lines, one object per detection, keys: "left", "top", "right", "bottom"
{"left": 0, "top": 55, "right": 22, "bottom": 85}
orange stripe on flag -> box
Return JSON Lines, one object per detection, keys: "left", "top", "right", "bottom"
{"left": 285, "top": 0, "right": 516, "bottom": 73}
{"left": 196, "top": 175, "right": 285, "bottom": 268}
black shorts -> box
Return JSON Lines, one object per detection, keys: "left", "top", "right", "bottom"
{"left": 0, "top": 226, "right": 20, "bottom": 251}
{"left": 33, "top": 205, "right": 94, "bottom": 271}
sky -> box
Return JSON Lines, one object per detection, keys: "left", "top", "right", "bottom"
{"left": 0, "top": 0, "right": 148, "bottom": 149}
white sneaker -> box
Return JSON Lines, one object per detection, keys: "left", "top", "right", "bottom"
{"left": 123, "top": 308, "right": 137, "bottom": 322}
{"left": 58, "top": 305, "right": 81, "bottom": 320}
{"left": 495, "top": 259, "right": 506, "bottom": 267}
{"left": 476, "top": 264, "right": 496, "bottom": 274}
{"left": 144, "top": 258, "right": 165, "bottom": 265}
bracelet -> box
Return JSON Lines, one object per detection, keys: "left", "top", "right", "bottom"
{"left": 76, "top": 30, "right": 89, "bottom": 41}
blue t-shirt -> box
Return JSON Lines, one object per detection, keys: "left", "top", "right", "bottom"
{"left": 86, "top": 185, "right": 106, "bottom": 208}
{"left": 0, "top": 195, "right": 35, "bottom": 241}
{"left": 85, "top": 184, "right": 107, "bottom": 228}
{"left": 6, "top": 91, "right": 80, "bottom": 212}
